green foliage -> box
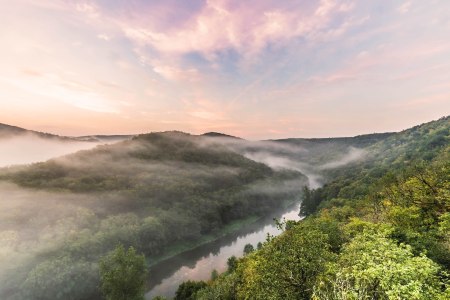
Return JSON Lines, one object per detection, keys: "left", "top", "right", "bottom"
{"left": 236, "top": 226, "right": 335, "bottom": 299}
{"left": 227, "top": 256, "right": 238, "bottom": 272}
{"left": 196, "top": 272, "right": 240, "bottom": 300}
{"left": 211, "top": 269, "right": 219, "bottom": 281}
{"left": 99, "top": 245, "right": 147, "bottom": 300}
{"left": 256, "top": 242, "right": 263, "bottom": 250}
{"left": 300, "top": 185, "right": 323, "bottom": 216}
{"left": 314, "top": 231, "right": 445, "bottom": 300}
{"left": 21, "top": 256, "right": 98, "bottom": 300}
{"left": 193, "top": 117, "right": 449, "bottom": 299}
{"left": 175, "top": 280, "right": 207, "bottom": 300}
{"left": 243, "top": 243, "right": 254, "bottom": 255}
{"left": 0, "top": 132, "right": 307, "bottom": 299}
{"left": 2, "top": 117, "right": 449, "bottom": 299}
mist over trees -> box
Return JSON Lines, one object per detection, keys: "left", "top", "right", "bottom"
{"left": 99, "top": 245, "right": 147, "bottom": 300}
{"left": 0, "top": 116, "right": 448, "bottom": 299}
{"left": 0, "top": 131, "right": 307, "bottom": 299}
{"left": 183, "top": 116, "right": 450, "bottom": 299}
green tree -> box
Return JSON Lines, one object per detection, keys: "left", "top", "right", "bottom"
{"left": 99, "top": 245, "right": 147, "bottom": 300}
{"left": 196, "top": 272, "right": 241, "bottom": 300}
{"left": 238, "top": 226, "right": 334, "bottom": 299}
{"left": 211, "top": 269, "right": 219, "bottom": 281}
{"left": 256, "top": 242, "right": 263, "bottom": 250}
{"left": 300, "top": 186, "right": 323, "bottom": 216}
{"left": 175, "top": 281, "right": 207, "bottom": 300}
{"left": 243, "top": 243, "right": 254, "bottom": 255}
{"left": 227, "top": 255, "right": 238, "bottom": 272}
{"left": 21, "top": 256, "right": 98, "bottom": 300}
{"left": 314, "top": 231, "right": 445, "bottom": 300}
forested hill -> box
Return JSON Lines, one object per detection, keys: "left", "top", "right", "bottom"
{"left": 185, "top": 116, "right": 450, "bottom": 299}
{"left": 0, "top": 131, "right": 307, "bottom": 300}
{"left": 0, "top": 123, "right": 74, "bottom": 141}
{"left": 0, "top": 122, "right": 133, "bottom": 143}
{"left": 0, "top": 117, "right": 448, "bottom": 300}
{"left": 307, "top": 116, "right": 450, "bottom": 205}
{"left": 268, "top": 132, "right": 393, "bottom": 165}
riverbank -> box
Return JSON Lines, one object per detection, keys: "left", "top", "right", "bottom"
{"left": 146, "top": 197, "right": 300, "bottom": 267}
{"left": 147, "top": 214, "right": 261, "bottom": 267}
{"left": 145, "top": 201, "right": 302, "bottom": 298}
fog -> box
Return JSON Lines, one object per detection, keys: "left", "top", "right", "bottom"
{"left": 0, "top": 182, "right": 101, "bottom": 299}
{"left": 0, "top": 132, "right": 310, "bottom": 299}
{"left": 319, "top": 147, "right": 367, "bottom": 169}
{"left": 0, "top": 131, "right": 370, "bottom": 299}
{"left": 243, "top": 151, "right": 323, "bottom": 188}
{"left": 199, "top": 136, "right": 368, "bottom": 189}
{"left": 0, "top": 134, "right": 101, "bottom": 167}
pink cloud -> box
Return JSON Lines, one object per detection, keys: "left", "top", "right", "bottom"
{"left": 152, "top": 63, "right": 201, "bottom": 82}
{"left": 398, "top": 1, "right": 412, "bottom": 14}
{"left": 117, "top": 0, "right": 356, "bottom": 58}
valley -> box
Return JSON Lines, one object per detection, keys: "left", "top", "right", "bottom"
{"left": 0, "top": 116, "right": 448, "bottom": 300}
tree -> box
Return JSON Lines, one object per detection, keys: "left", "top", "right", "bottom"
{"left": 211, "top": 269, "right": 219, "bottom": 281}
{"left": 313, "top": 231, "right": 445, "bottom": 299}
{"left": 196, "top": 272, "right": 241, "bottom": 300}
{"left": 99, "top": 245, "right": 147, "bottom": 300}
{"left": 21, "top": 256, "right": 98, "bottom": 300}
{"left": 300, "top": 186, "right": 323, "bottom": 216}
{"left": 227, "top": 255, "right": 238, "bottom": 272}
{"left": 243, "top": 243, "right": 254, "bottom": 255}
{"left": 237, "top": 226, "right": 334, "bottom": 299}
{"left": 175, "top": 281, "right": 207, "bottom": 300}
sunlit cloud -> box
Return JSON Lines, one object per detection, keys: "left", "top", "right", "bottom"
{"left": 398, "top": 1, "right": 412, "bottom": 14}
{"left": 117, "top": 0, "right": 358, "bottom": 59}
{"left": 152, "top": 63, "right": 201, "bottom": 82}
{"left": 97, "top": 34, "right": 111, "bottom": 41}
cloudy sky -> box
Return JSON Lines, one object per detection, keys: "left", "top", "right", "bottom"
{"left": 1, "top": 0, "right": 449, "bottom": 139}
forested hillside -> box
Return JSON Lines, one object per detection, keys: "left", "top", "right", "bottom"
{"left": 1, "top": 117, "right": 448, "bottom": 300}
{"left": 0, "top": 131, "right": 307, "bottom": 300}
{"left": 183, "top": 116, "right": 450, "bottom": 299}
{"left": 0, "top": 123, "right": 76, "bottom": 141}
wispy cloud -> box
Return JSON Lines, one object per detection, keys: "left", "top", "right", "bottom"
{"left": 1, "top": 73, "right": 120, "bottom": 114}
{"left": 398, "top": 1, "right": 412, "bottom": 14}
{"left": 116, "top": 0, "right": 358, "bottom": 60}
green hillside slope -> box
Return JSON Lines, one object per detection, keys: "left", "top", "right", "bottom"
{"left": 190, "top": 116, "right": 450, "bottom": 300}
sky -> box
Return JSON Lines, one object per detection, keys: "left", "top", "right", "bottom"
{"left": 0, "top": 0, "right": 449, "bottom": 139}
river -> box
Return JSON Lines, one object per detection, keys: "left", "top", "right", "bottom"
{"left": 145, "top": 203, "right": 301, "bottom": 299}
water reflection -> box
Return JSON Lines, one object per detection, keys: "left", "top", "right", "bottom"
{"left": 146, "top": 204, "right": 301, "bottom": 299}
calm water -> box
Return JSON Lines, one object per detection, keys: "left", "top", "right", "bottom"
{"left": 145, "top": 203, "right": 301, "bottom": 299}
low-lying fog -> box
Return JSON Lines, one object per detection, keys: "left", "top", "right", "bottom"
{"left": 0, "top": 131, "right": 369, "bottom": 299}
{"left": 0, "top": 134, "right": 101, "bottom": 167}
{"left": 200, "top": 137, "right": 368, "bottom": 189}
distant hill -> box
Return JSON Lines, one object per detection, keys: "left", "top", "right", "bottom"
{"left": 75, "top": 134, "right": 134, "bottom": 143}
{"left": 0, "top": 122, "right": 134, "bottom": 143}
{"left": 0, "top": 123, "right": 74, "bottom": 141}
{"left": 201, "top": 132, "right": 243, "bottom": 139}
{"left": 273, "top": 132, "right": 394, "bottom": 147}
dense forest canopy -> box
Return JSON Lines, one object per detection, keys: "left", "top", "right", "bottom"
{"left": 188, "top": 116, "right": 450, "bottom": 299}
